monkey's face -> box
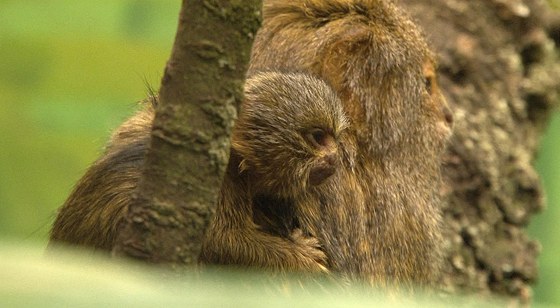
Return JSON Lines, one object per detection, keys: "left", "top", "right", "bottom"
{"left": 232, "top": 72, "right": 349, "bottom": 199}
{"left": 305, "top": 128, "right": 339, "bottom": 186}
{"left": 422, "top": 61, "right": 454, "bottom": 142}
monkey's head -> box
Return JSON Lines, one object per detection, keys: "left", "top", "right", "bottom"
{"left": 251, "top": 0, "right": 454, "bottom": 158}
{"left": 232, "top": 72, "right": 349, "bottom": 198}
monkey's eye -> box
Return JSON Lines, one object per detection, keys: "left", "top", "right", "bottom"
{"left": 306, "top": 128, "right": 329, "bottom": 148}
{"left": 425, "top": 76, "right": 433, "bottom": 93}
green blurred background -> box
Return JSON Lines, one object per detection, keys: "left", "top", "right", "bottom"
{"left": 0, "top": 0, "right": 558, "bottom": 305}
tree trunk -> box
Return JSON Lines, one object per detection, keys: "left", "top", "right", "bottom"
{"left": 396, "top": 0, "right": 560, "bottom": 302}
{"left": 112, "top": 0, "right": 261, "bottom": 265}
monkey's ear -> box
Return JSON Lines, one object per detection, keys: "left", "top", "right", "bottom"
{"left": 317, "top": 26, "right": 371, "bottom": 97}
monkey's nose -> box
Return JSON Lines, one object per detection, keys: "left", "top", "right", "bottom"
{"left": 442, "top": 105, "right": 453, "bottom": 127}
{"left": 324, "top": 152, "right": 337, "bottom": 166}
{"left": 308, "top": 153, "right": 338, "bottom": 186}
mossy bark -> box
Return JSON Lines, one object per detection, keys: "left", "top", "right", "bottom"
{"left": 112, "top": 0, "right": 262, "bottom": 265}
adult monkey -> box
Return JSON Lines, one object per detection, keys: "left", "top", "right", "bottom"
{"left": 247, "top": 0, "right": 453, "bottom": 286}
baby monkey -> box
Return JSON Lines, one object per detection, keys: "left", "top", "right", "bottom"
{"left": 200, "top": 72, "right": 348, "bottom": 272}
{"left": 50, "top": 72, "right": 348, "bottom": 272}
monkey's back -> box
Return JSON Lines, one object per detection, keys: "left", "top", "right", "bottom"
{"left": 49, "top": 102, "right": 154, "bottom": 250}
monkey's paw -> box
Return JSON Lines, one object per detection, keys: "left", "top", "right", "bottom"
{"left": 290, "top": 229, "right": 329, "bottom": 273}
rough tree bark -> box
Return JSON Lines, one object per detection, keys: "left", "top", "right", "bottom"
{"left": 112, "top": 1, "right": 261, "bottom": 265}
{"left": 396, "top": 0, "right": 560, "bottom": 302}
{"left": 114, "top": 0, "right": 559, "bottom": 303}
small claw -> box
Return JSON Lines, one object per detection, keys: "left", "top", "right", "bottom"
{"left": 317, "top": 263, "right": 329, "bottom": 273}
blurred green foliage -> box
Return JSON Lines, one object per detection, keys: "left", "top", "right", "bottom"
{"left": 1, "top": 243, "right": 510, "bottom": 307}
{"left": 0, "top": 0, "right": 178, "bottom": 241}
{"left": 0, "top": 0, "right": 558, "bottom": 305}
{"left": 529, "top": 116, "right": 560, "bottom": 306}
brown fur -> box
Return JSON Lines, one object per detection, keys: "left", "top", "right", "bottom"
{"left": 49, "top": 100, "right": 155, "bottom": 250}
{"left": 246, "top": 0, "right": 453, "bottom": 286}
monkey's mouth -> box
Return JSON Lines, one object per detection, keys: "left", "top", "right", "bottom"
{"left": 309, "top": 165, "right": 336, "bottom": 186}
{"left": 252, "top": 194, "right": 300, "bottom": 238}
{"left": 308, "top": 150, "right": 339, "bottom": 186}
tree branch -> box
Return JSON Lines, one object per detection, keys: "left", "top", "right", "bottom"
{"left": 112, "top": 0, "right": 262, "bottom": 265}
